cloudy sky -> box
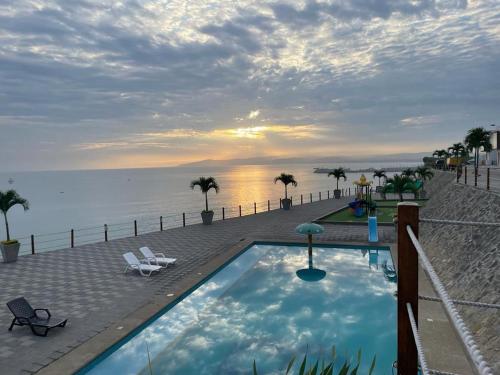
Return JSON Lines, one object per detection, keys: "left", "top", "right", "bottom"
{"left": 1, "top": 0, "right": 499, "bottom": 171}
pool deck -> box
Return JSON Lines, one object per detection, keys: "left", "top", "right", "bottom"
{"left": 0, "top": 197, "right": 473, "bottom": 374}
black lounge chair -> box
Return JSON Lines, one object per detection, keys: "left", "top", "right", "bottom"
{"left": 6, "top": 297, "right": 67, "bottom": 337}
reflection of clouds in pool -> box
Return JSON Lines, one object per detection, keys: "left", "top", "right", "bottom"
{"left": 88, "top": 245, "right": 396, "bottom": 375}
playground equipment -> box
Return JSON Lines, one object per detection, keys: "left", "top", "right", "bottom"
{"left": 353, "top": 174, "right": 373, "bottom": 214}
{"left": 348, "top": 199, "right": 366, "bottom": 217}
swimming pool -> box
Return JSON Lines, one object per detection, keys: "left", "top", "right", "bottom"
{"left": 80, "top": 243, "right": 397, "bottom": 374}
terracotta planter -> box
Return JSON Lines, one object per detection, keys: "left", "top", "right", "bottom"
{"left": 281, "top": 198, "right": 291, "bottom": 210}
{"left": 334, "top": 189, "right": 341, "bottom": 199}
{"left": 201, "top": 210, "right": 214, "bottom": 225}
{"left": 1, "top": 241, "right": 20, "bottom": 263}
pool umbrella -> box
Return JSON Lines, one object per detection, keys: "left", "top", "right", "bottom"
{"left": 295, "top": 223, "right": 326, "bottom": 282}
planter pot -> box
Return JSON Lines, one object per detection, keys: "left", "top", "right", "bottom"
{"left": 201, "top": 210, "right": 214, "bottom": 225}
{"left": 281, "top": 198, "right": 291, "bottom": 210}
{"left": 334, "top": 189, "right": 341, "bottom": 199}
{"left": 1, "top": 242, "right": 20, "bottom": 263}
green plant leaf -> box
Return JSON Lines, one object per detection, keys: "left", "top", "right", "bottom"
{"left": 285, "top": 356, "right": 296, "bottom": 375}
{"left": 299, "top": 354, "right": 307, "bottom": 375}
{"left": 308, "top": 360, "right": 319, "bottom": 375}
{"left": 338, "top": 362, "right": 350, "bottom": 375}
{"left": 368, "top": 356, "right": 376, "bottom": 375}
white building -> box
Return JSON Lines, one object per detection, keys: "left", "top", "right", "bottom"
{"left": 485, "top": 130, "right": 499, "bottom": 166}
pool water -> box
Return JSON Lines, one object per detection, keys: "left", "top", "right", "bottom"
{"left": 80, "top": 243, "right": 397, "bottom": 375}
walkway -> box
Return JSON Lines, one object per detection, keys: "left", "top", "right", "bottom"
{"left": 0, "top": 197, "right": 390, "bottom": 374}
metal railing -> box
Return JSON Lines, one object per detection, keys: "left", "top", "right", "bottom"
{"left": 15, "top": 188, "right": 360, "bottom": 256}
{"left": 455, "top": 166, "right": 500, "bottom": 193}
{"left": 397, "top": 203, "right": 495, "bottom": 375}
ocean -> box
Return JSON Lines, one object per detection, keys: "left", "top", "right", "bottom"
{"left": 0, "top": 162, "right": 418, "bottom": 254}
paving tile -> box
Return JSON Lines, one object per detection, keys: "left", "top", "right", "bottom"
{"left": 0, "top": 198, "right": 394, "bottom": 374}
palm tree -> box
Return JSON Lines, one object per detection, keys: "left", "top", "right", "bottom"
{"left": 328, "top": 168, "right": 347, "bottom": 191}
{"left": 373, "top": 169, "right": 386, "bottom": 186}
{"left": 448, "top": 143, "right": 466, "bottom": 159}
{"left": 465, "top": 127, "right": 492, "bottom": 170}
{"left": 274, "top": 173, "right": 297, "bottom": 199}
{"left": 415, "top": 165, "right": 434, "bottom": 192}
{"left": 432, "top": 149, "right": 450, "bottom": 169}
{"left": 383, "top": 174, "right": 416, "bottom": 201}
{"left": 402, "top": 168, "right": 415, "bottom": 178}
{"left": 0, "top": 190, "right": 29, "bottom": 241}
{"left": 190, "top": 177, "right": 219, "bottom": 212}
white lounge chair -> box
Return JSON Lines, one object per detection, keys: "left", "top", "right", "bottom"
{"left": 139, "top": 246, "right": 177, "bottom": 267}
{"left": 123, "top": 252, "right": 162, "bottom": 277}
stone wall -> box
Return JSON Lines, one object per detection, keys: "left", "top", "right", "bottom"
{"left": 420, "top": 171, "right": 499, "bottom": 372}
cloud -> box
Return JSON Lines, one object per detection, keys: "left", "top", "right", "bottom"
{"left": 0, "top": 0, "right": 499, "bottom": 171}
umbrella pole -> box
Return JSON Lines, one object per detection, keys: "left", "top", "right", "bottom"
{"left": 308, "top": 234, "right": 313, "bottom": 269}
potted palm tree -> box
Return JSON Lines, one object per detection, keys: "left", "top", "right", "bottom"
{"left": 1, "top": 190, "right": 29, "bottom": 263}
{"left": 373, "top": 169, "right": 386, "bottom": 193}
{"left": 415, "top": 165, "right": 434, "bottom": 198}
{"left": 190, "top": 177, "right": 219, "bottom": 225}
{"left": 465, "top": 127, "right": 492, "bottom": 172}
{"left": 274, "top": 173, "right": 297, "bottom": 210}
{"left": 328, "top": 168, "right": 346, "bottom": 199}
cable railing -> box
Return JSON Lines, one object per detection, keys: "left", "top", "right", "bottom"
{"left": 396, "top": 203, "right": 495, "bottom": 375}
{"left": 15, "top": 188, "right": 358, "bottom": 256}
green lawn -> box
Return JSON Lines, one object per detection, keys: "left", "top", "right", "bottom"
{"left": 317, "top": 199, "right": 427, "bottom": 225}
{"left": 319, "top": 206, "right": 396, "bottom": 225}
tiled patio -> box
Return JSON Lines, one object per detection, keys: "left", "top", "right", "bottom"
{"left": 0, "top": 197, "right": 393, "bottom": 374}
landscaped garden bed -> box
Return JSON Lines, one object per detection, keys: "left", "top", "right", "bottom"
{"left": 315, "top": 199, "right": 427, "bottom": 226}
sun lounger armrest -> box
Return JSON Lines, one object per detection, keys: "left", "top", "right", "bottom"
{"left": 140, "top": 258, "right": 153, "bottom": 265}
{"left": 154, "top": 252, "right": 166, "bottom": 258}
{"left": 16, "top": 316, "right": 31, "bottom": 325}
{"left": 34, "top": 309, "right": 51, "bottom": 319}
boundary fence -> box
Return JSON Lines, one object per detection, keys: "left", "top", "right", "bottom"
{"left": 455, "top": 166, "right": 500, "bottom": 193}
{"left": 15, "top": 187, "right": 369, "bottom": 256}
{"left": 396, "top": 203, "right": 497, "bottom": 375}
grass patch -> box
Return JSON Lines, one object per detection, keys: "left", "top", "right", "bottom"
{"left": 316, "top": 199, "right": 427, "bottom": 226}
{"left": 319, "top": 206, "right": 396, "bottom": 225}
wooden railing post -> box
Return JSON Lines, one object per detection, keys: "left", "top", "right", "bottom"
{"left": 349, "top": 187, "right": 351, "bottom": 196}
{"left": 464, "top": 166, "right": 468, "bottom": 185}
{"left": 134, "top": 220, "right": 138, "bottom": 236}
{"left": 182, "top": 213, "right": 186, "bottom": 227}
{"left": 254, "top": 202, "right": 257, "bottom": 214}
{"left": 474, "top": 167, "right": 478, "bottom": 187}
{"left": 290, "top": 196, "right": 293, "bottom": 207}
{"left": 31, "top": 234, "right": 35, "bottom": 255}
{"left": 301, "top": 194, "right": 303, "bottom": 205}
{"left": 268, "top": 200, "right": 270, "bottom": 211}
{"left": 160, "top": 216, "right": 163, "bottom": 231}
{"left": 487, "top": 168, "right": 490, "bottom": 190}
{"left": 327, "top": 190, "right": 330, "bottom": 199}
{"left": 239, "top": 205, "right": 242, "bottom": 216}
{"left": 71, "top": 229, "right": 74, "bottom": 248}
{"left": 319, "top": 191, "right": 321, "bottom": 200}
{"left": 104, "top": 224, "right": 108, "bottom": 242}
{"left": 310, "top": 193, "right": 312, "bottom": 203}
{"left": 397, "top": 202, "right": 419, "bottom": 375}
{"left": 280, "top": 198, "right": 282, "bottom": 209}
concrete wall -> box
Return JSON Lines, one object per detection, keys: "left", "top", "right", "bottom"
{"left": 420, "top": 171, "right": 499, "bottom": 372}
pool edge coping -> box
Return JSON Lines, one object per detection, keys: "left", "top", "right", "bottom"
{"left": 36, "top": 238, "right": 395, "bottom": 375}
